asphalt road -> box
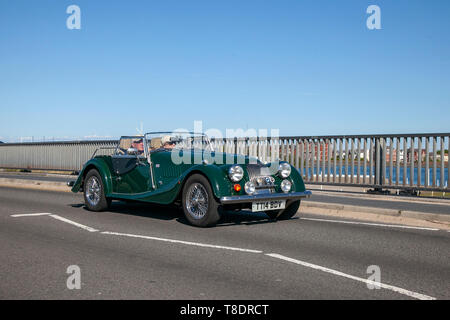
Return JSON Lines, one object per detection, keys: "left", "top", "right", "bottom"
{"left": 1, "top": 186, "right": 449, "bottom": 300}
{"left": 2, "top": 172, "right": 450, "bottom": 214}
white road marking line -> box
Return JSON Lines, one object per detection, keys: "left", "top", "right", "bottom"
{"left": 266, "top": 253, "right": 436, "bottom": 300}
{"left": 301, "top": 217, "right": 440, "bottom": 231}
{"left": 11, "top": 213, "right": 52, "bottom": 218}
{"left": 49, "top": 214, "right": 99, "bottom": 232}
{"left": 101, "top": 231, "right": 263, "bottom": 253}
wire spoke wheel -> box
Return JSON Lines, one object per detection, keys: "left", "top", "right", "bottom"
{"left": 86, "top": 176, "right": 101, "bottom": 207}
{"left": 185, "top": 183, "right": 209, "bottom": 219}
{"left": 182, "top": 174, "right": 220, "bottom": 227}
{"left": 82, "top": 169, "right": 111, "bottom": 212}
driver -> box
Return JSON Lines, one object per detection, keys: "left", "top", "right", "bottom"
{"left": 131, "top": 138, "right": 144, "bottom": 155}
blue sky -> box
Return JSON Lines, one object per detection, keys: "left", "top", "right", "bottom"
{"left": 0, "top": 0, "right": 449, "bottom": 142}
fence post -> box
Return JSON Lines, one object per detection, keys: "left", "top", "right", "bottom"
{"left": 372, "top": 137, "right": 385, "bottom": 192}
{"left": 375, "top": 138, "right": 380, "bottom": 186}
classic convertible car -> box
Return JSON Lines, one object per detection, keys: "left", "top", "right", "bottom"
{"left": 70, "top": 132, "right": 312, "bottom": 227}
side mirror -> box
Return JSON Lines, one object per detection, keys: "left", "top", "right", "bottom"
{"left": 127, "top": 147, "right": 139, "bottom": 155}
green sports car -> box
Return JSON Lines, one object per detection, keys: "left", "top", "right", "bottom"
{"left": 70, "top": 132, "right": 312, "bottom": 227}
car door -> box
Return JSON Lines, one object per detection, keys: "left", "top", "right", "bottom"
{"left": 111, "top": 137, "right": 153, "bottom": 194}
{"left": 111, "top": 155, "right": 152, "bottom": 194}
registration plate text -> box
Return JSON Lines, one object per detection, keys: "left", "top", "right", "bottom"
{"left": 252, "top": 200, "right": 286, "bottom": 212}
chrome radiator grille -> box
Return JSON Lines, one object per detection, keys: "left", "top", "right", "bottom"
{"left": 246, "top": 164, "right": 264, "bottom": 181}
{"left": 246, "top": 164, "right": 275, "bottom": 188}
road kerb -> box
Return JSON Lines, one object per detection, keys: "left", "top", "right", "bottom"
{"left": 300, "top": 201, "right": 450, "bottom": 230}
{"left": 0, "top": 178, "right": 71, "bottom": 192}
{"left": 301, "top": 200, "right": 450, "bottom": 224}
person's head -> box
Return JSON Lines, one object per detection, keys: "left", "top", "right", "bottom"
{"left": 131, "top": 138, "right": 144, "bottom": 152}
{"left": 161, "top": 135, "right": 176, "bottom": 149}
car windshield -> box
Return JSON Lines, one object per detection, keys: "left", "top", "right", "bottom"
{"left": 145, "top": 132, "right": 213, "bottom": 152}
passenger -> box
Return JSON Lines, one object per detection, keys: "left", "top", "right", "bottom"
{"left": 161, "top": 135, "right": 176, "bottom": 149}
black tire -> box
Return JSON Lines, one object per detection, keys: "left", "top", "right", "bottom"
{"left": 266, "top": 200, "right": 301, "bottom": 220}
{"left": 83, "top": 169, "right": 111, "bottom": 211}
{"left": 181, "top": 174, "right": 220, "bottom": 227}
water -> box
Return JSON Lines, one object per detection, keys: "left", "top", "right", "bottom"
{"left": 300, "top": 166, "right": 449, "bottom": 187}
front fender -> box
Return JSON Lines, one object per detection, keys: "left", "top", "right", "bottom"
{"left": 71, "top": 158, "right": 113, "bottom": 195}
{"left": 179, "top": 164, "right": 231, "bottom": 199}
{"left": 289, "top": 166, "right": 306, "bottom": 192}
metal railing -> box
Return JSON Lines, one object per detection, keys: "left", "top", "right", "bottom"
{"left": 0, "top": 133, "right": 449, "bottom": 191}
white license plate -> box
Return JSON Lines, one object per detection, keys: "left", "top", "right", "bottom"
{"left": 252, "top": 200, "right": 286, "bottom": 212}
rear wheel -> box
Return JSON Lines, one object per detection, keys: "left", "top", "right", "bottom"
{"left": 266, "top": 200, "right": 301, "bottom": 220}
{"left": 83, "top": 169, "right": 111, "bottom": 211}
{"left": 182, "top": 174, "right": 220, "bottom": 227}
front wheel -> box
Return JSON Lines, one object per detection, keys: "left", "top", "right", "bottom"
{"left": 266, "top": 200, "right": 301, "bottom": 220}
{"left": 182, "top": 174, "right": 220, "bottom": 227}
{"left": 83, "top": 169, "right": 111, "bottom": 211}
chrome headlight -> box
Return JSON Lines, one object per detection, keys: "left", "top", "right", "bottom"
{"left": 244, "top": 181, "right": 256, "bottom": 195}
{"left": 281, "top": 179, "right": 292, "bottom": 193}
{"left": 278, "top": 163, "right": 291, "bottom": 178}
{"left": 228, "top": 165, "right": 244, "bottom": 182}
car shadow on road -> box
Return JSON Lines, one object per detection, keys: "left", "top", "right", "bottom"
{"left": 194, "top": 210, "right": 277, "bottom": 227}
{"left": 213, "top": 211, "right": 299, "bottom": 227}
{"left": 90, "top": 201, "right": 181, "bottom": 221}
{"left": 70, "top": 200, "right": 286, "bottom": 227}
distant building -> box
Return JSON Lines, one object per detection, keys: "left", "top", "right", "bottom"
{"left": 407, "top": 148, "right": 426, "bottom": 162}
{"left": 385, "top": 149, "right": 404, "bottom": 162}
{"left": 437, "top": 153, "right": 449, "bottom": 162}
{"left": 385, "top": 148, "right": 429, "bottom": 162}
